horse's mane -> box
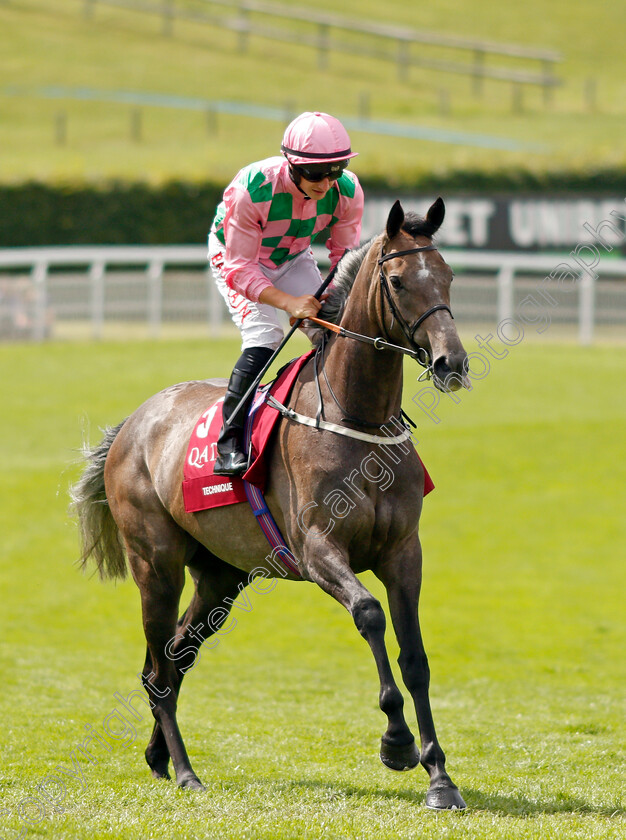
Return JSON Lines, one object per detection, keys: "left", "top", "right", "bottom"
{"left": 318, "top": 211, "right": 436, "bottom": 326}
{"left": 318, "top": 237, "right": 374, "bottom": 325}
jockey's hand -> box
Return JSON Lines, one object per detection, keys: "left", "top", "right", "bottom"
{"left": 258, "top": 287, "right": 323, "bottom": 322}
{"left": 285, "top": 294, "right": 322, "bottom": 321}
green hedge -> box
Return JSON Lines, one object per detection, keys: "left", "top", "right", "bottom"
{"left": 1, "top": 170, "right": 625, "bottom": 247}
{"left": 363, "top": 167, "right": 626, "bottom": 195}
{"left": 0, "top": 182, "right": 224, "bottom": 247}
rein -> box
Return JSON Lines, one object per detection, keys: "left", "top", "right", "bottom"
{"left": 307, "top": 315, "right": 422, "bottom": 360}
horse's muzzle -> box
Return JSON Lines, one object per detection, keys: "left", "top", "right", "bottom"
{"left": 432, "top": 352, "right": 470, "bottom": 392}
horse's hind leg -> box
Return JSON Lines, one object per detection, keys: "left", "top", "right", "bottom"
{"left": 378, "top": 547, "right": 466, "bottom": 810}
{"left": 144, "top": 548, "right": 249, "bottom": 781}
{"left": 141, "top": 647, "right": 170, "bottom": 780}
{"left": 304, "top": 544, "right": 419, "bottom": 771}
{"left": 116, "top": 497, "right": 207, "bottom": 790}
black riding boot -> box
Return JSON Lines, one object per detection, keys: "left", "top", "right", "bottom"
{"left": 213, "top": 346, "right": 274, "bottom": 476}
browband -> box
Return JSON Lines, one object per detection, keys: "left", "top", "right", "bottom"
{"left": 378, "top": 245, "right": 437, "bottom": 264}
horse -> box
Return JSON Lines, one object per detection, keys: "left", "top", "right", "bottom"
{"left": 71, "top": 198, "right": 469, "bottom": 810}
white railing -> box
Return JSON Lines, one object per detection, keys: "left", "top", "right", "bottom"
{"left": 0, "top": 246, "right": 214, "bottom": 341}
{"left": 0, "top": 245, "right": 625, "bottom": 344}
{"left": 443, "top": 250, "right": 626, "bottom": 345}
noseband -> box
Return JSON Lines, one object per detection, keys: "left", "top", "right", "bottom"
{"left": 378, "top": 244, "right": 453, "bottom": 368}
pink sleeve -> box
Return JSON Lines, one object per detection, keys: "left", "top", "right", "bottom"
{"left": 221, "top": 184, "right": 273, "bottom": 302}
{"left": 327, "top": 179, "right": 365, "bottom": 269}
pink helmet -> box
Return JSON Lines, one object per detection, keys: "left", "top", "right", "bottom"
{"left": 281, "top": 111, "right": 358, "bottom": 165}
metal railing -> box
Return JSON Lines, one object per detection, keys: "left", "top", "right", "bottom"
{"left": 1, "top": 245, "right": 624, "bottom": 344}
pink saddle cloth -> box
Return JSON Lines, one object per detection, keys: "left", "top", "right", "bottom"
{"left": 182, "top": 352, "right": 314, "bottom": 512}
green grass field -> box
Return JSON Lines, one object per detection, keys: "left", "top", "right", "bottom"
{"left": 1, "top": 0, "right": 625, "bottom": 183}
{"left": 0, "top": 336, "right": 625, "bottom": 839}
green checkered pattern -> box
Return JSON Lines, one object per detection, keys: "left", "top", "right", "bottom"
{"left": 212, "top": 160, "right": 357, "bottom": 267}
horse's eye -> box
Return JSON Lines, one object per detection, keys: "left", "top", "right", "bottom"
{"left": 390, "top": 275, "right": 402, "bottom": 290}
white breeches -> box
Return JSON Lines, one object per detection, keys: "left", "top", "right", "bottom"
{"left": 208, "top": 233, "right": 323, "bottom": 351}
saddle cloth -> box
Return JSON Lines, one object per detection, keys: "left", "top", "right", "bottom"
{"left": 182, "top": 351, "right": 314, "bottom": 513}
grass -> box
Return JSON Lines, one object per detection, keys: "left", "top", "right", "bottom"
{"left": 0, "top": 0, "right": 625, "bottom": 183}
{"left": 0, "top": 335, "right": 625, "bottom": 839}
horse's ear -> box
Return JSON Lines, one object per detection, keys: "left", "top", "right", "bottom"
{"left": 386, "top": 200, "right": 404, "bottom": 240}
{"left": 426, "top": 197, "right": 445, "bottom": 233}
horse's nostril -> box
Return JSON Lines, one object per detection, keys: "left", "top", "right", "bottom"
{"left": 433, "top": 352, "right": 468, "bottom": 391}
{"left": 435, "top": 352, "right": 468, "bottom": 377}
{"left": 433, "top": 356, "right": 451, "bottom": 379}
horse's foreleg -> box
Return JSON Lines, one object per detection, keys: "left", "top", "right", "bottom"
{"left": 305, "top": 545, "right": 419, "bottom": 771}
{"left": 379, "top": 550, "right": 466, "bottom": 810}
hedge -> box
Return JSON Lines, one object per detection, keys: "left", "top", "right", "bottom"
{"left": 1, "top": 169, "right": 625, "bottom": 247}
{"left": 0, "top": 182, "right": 223, "bottom": 248}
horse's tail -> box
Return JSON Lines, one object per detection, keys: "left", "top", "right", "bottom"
{"left": 69, "top": 420, "right": 128, "bottom": 581}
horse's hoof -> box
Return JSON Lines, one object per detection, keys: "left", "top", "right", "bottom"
{"left": 146, "top": 748, "right": 171, "bottom": 780}
{"left": 380, "top": 738, "right": 420, "bottom": 771}
{"left": 178, "top": 775, "right": 207, "bottom": 792}
{"left": 425, "top": 785, "right": 467, "bottom": 810}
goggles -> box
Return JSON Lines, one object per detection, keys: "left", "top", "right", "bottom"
{"left": 293, "top": 160, "right": 349, "bottom": 182}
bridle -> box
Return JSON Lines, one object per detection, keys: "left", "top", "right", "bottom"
{"left": 377, "top": 244, "right": 454, "bottom": 370}
{"left": 308, "top": 241, "right": 454, "bottom": 377}
{"left": 272, "top": 240, "right": 456, "bottom": 435}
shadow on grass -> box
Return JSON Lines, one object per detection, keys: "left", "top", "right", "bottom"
{"left": 281, "top": 779, "right": 625, "bottom": 818}
{"left": 460, "top": 788, "right": 625, "bottom": 818}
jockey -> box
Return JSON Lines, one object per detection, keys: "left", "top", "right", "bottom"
{"left": 208, "top": 111, "right": 365, "bottom": 475}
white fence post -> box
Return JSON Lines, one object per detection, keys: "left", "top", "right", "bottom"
{"left": 147, "top": 260, "right": 164, "bottom": 338}
{"left": 89, "top": 260, "right": 106, "bottom": 340}
{"left": 497, "top": 263, "right": 514, "bottom": 324}
{"left": 31, "top": 261, "right": 48, "bottom": 342}
{"left": 578, "top": 271, "right": 595, "bottom": 346}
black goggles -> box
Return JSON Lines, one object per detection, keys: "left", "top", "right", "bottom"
{"left": 293, "top": 160, "right": 349, "bottom": 182}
